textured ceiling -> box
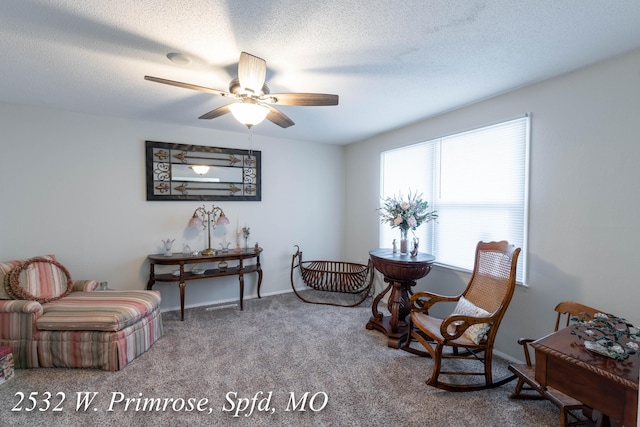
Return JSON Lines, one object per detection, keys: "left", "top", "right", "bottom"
{"left": 2, "top": 1, "right": 640, "bottom": 145}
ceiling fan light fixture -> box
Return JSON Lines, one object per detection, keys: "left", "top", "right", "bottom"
{"left": 228, "top": 102, "right": 269, "bottom": 127}
{"left": 146, "top": 51, "right": 337, "bottom": 129}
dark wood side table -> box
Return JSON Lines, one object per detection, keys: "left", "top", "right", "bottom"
{"left": 147, "top": 248, "right": 263, "bottom": 321}
{"left": 366, "top": 248, "right": 435, "bottom": 348}
{"left": 532, "top": 326, "right": 639, "bottom": 427}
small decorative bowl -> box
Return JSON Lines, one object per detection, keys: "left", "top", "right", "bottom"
{"left": 191, "top": 268, "right": 206, "bottom": 275}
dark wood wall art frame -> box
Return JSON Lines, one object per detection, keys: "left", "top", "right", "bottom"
{"left": 145, "top": 140, "right": 261, "bottom": 201}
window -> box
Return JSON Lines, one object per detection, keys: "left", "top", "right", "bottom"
{"left": 380, "top": 115, "right": 529, "bottom": 284}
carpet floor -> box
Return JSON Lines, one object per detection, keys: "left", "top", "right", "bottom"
{"left": 0, "top": 291, "right": 561, "bottom": 426}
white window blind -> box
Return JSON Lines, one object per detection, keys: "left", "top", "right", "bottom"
{"left": 380, "top": 115, "right": 529, "bottom": 284}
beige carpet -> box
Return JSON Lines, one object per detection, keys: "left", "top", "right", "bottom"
{"left": 0, "top": 291, "right": 560, "bottom": 426}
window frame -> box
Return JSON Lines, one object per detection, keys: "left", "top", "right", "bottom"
{"left": 379, "top": 115, "right": 530, "bottom": 285}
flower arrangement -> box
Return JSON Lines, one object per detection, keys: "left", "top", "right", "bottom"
{"left": 377, "top": 191, "right": 438, "bottom": 239}
{"left": 571, "top": 312, "right": 640, "bottom": 361}
{"left": 241, "top": 226, "right": 250, "bottom": 250}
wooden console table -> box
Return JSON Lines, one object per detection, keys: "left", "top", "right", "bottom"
{"left": 147, "top": 248, "right": 263, "bottom": 321}
{"left": 366, "top": 248, "right": 435, "bottom": 348}
{"left": 533, "top": 326, "right": 639, "bottom": 426}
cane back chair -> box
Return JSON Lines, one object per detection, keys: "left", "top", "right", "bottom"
{"left": 405, "top": 240, "right": 521, "bottom": 391}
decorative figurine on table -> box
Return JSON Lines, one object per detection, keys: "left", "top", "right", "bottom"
{"left": 410, "top": 237, "right": 419, "bottom": 258}
{"left": 219, "top": 238, "right": 231, "bottom": 253}
{"left": 392, "top": 239, "right": 397, "bottom": 253}
{"left": 571, "top": 312, "right": 640, "bottom": 361}
{"left": 242, "top": 226, "right": 250, "bottom": 250}
{"left": 161, "top": 239, "right": 175, "bottom": 256}
{"left": 254, "top": 242, "right": 260, "bottom": 252}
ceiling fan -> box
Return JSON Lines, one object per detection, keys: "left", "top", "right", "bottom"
{"left": 145, "top": 52, "right": 339, "bottom": 129}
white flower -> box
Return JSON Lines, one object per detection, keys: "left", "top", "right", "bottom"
{"left": 610, "top": 344, "right": 624, "bottom": 354}
{"left": 626, "top": 341, "right": 639, "bottom": 351}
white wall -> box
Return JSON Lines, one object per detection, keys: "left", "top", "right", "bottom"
{"left": 0, "top": 105, "right": 345, "bottom": 312}
{"left": 2, "top": 49, "right": 638, "bottom": 361}
{"left": 345, "top": 48, "right": 640, "bottom": 359}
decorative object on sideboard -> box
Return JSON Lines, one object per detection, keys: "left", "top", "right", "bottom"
{"left": 161, "top": 239, "right": 174, "bottom": 256}
{"left": 242, "top": 226, "right": 251, "bottom": 250}
{"left": 145, "top": 140, "right": 261, "bottom": 201}
{"left": 377, "top": 191, "right": 437, "bottom": 255}
{"left": 571, "top": 312, "right": 640, "bottom": 361}
{"left": 188, "top": 204, "right": 230, "bottom": 256}
{"left": 219, "top": 238, "right": 231, "bottom": 253}
{"left": 410, "top": 237, "right": 419, "bottom": 258}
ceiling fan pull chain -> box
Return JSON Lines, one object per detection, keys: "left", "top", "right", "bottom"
{"left": 248, "top": 128, "right": 253, "bottom": 157}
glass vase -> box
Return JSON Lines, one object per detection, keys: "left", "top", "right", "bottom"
{"left": 400, "top": 229, "right": 409, "bottom": 255}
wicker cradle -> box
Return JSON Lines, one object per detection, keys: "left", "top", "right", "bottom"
{"left": 290, "top": 245, "right": 374, "bottom": 307}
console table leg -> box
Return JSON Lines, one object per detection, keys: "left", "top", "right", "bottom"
{"left": 239, "top": 274, "right": 244, "bottom": 311}
{"left": 147, "top": 264, "right": 155, "bottom": 290}
{"left": 256, "top": 255, "right": 262, "bottom": 299}
{"left": 179, "top": 281, "right": 185, "bottom": 321}
{"left": 257, "top": 270, "right": 263, "bottom": 299}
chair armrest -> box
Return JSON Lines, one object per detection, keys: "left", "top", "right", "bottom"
{"left": 0, "top": 299, "right": 43, "bottom": 315}
{"left": 440, "top": 313, "right": 497, "bottom": 341}
{"left": 410, "top": 291, "right": 459, "bottom": 313}
{"left": 0, "top": 300, "right": 43, "bottom": 340}
{"left": 71, "top": 280, "right": 99, "bottom": 292}
{"left": 516, "top": 337, "right": 535, "bottom": 366}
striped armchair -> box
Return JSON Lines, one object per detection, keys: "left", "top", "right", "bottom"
{"left": 0, "top": 256, "right": 163, "bottom": 371}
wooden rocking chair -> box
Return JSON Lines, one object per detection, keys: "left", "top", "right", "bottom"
{"left": 404, "top": 240, "right": 521, "bottom": 391}
{"left": 508, "top": 301, "right": 599, "bottom": 426}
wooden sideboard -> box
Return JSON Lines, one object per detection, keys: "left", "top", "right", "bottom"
{"left": 147, "top": 248, "right": 263, "bottom": 320}
{"left": 533, "top": 326, "right": 639, "bottom": 426}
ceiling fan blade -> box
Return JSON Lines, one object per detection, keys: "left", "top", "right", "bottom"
{"left": 266, "top": 93, "right": 339, "bottom": 106}
{"left": 238, "top": 52, "right": 267, "bottom": 95}
{"left": 144, "top": 75, "right": 229, "bottom": 97}
{"left": 198, "top": 104, "right": 232, "bottom": 120}
{"left": 264, "top": 105, "right": 294, "bottom": 128}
